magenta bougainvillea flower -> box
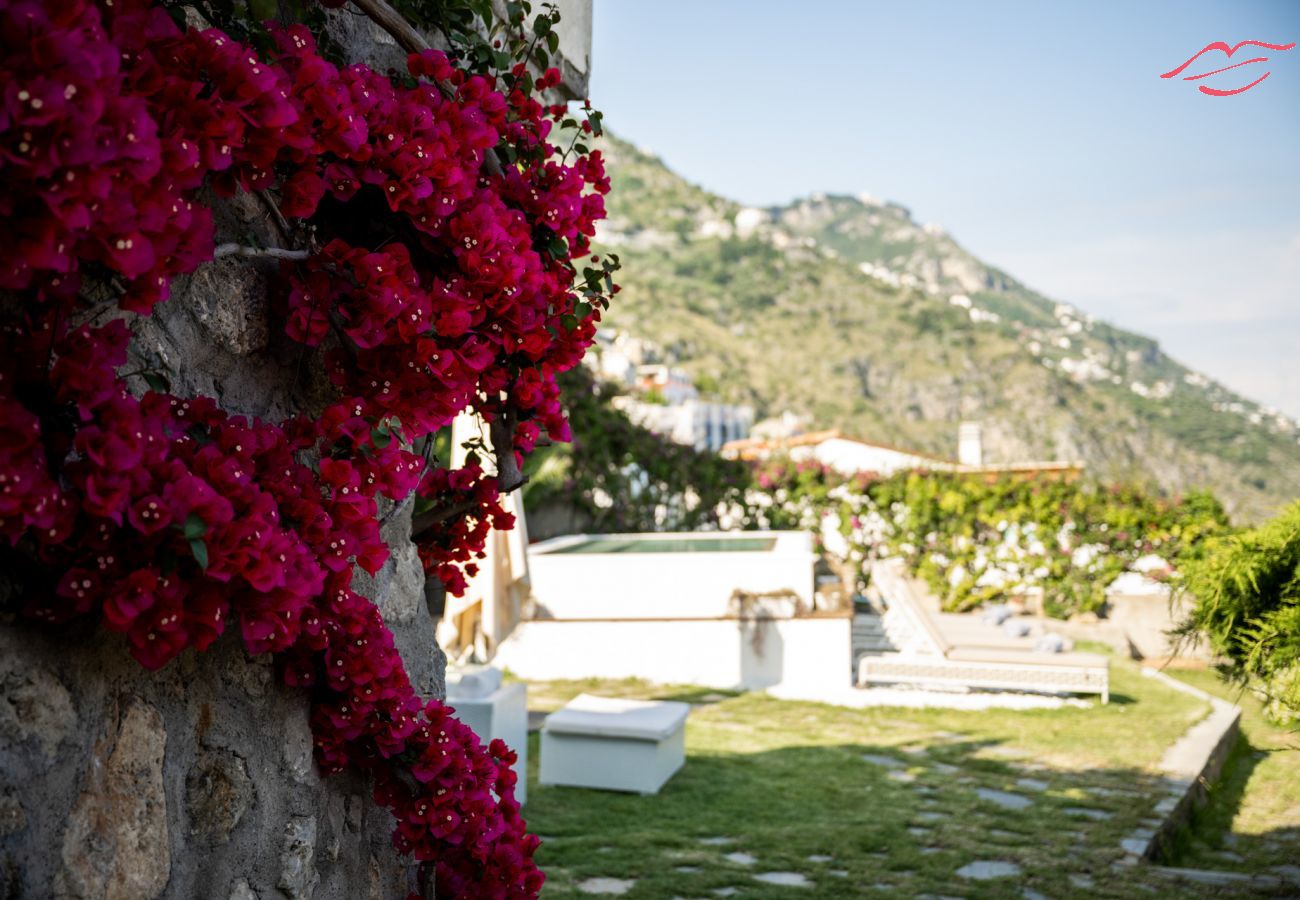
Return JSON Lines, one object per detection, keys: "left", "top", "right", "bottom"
{"left": 0, "top": 0, "right": 614, "bottom": 895}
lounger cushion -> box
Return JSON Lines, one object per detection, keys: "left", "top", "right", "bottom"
{"left": 944, "top": 647, "right": 1108, "bottom": 668}
{"left": 544, "top": 693, "right": 690, "bottom": 741}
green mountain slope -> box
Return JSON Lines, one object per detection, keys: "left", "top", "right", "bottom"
{"left": 594, "top": 136, "right": 1300, "bottom": 522}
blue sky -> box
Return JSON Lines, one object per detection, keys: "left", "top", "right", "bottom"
{"left": 590, "top": 1, "right": 1300, "bottom": 418}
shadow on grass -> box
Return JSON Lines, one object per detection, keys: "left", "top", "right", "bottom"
{"left": 524, "top": 736, "right": 1214, "bottom": 899}
{"left": 1167, "top": 731, "right": 1300, "bottom": 879}
{"left": 649, "top": 686, "right": 743, "bottom": 705}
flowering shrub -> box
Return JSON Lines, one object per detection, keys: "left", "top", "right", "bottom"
{"left": 735, "top": 460, "right": 1229, "bottom": 618}
{"left": 0, "top": 0, "right": 616, "bottom": 895}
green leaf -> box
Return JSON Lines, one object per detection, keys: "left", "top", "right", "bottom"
{"left": 546, "top": 31, "right": 559, "bottom": 54}
{"left": 372, "top": 423, "right": 392, "bottom": 449}
{"left": 189, "top": 538, "right": 209, "bottom": 571}
{"left": 182, "top": 513, "right": 207, "bottom": 541}
{"left": 469, "top": 0, "right": 495, "bottom": 25}
{"left": 143, "top": 371, "right": 170, "bottom": 393}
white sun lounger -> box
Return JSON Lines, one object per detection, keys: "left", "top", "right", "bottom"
{"left": 860, "top": 559, "right": 1109, "bottom": 702}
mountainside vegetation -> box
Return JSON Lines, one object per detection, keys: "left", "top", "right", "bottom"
{"left": 593, "top": 135, "right": 1300, "bottom": 522}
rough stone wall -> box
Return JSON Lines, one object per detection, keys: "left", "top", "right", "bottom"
{"left": 0, "top": 4, "right": 593, "bottom": 895}
{"left": 0, "top": 618, "right": 439, "bottom": 899}
{"left": 0, "top": 173, "right": 445, "bottom": 899}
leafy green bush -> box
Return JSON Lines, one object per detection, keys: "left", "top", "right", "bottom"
{"left": 522, "top": 368, "right": 751, "bottom": 533}
{"left": 1179, "top": 502, "right": 1300, "bottom": 723}
{"left": 749, "top": 460, "right": 1230, "bottom": 619}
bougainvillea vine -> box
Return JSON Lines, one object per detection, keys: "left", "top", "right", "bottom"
{"left": 0, "top": 0, "right": 616, "bottom": 895}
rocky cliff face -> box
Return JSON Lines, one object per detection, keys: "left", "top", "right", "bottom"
{"left": 596, "top": 137, "right": 1300, "bottom": 521}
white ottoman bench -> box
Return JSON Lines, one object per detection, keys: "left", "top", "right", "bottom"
{"left": 446, "top": 666, "right": 530, "bottom": 804}
{"left": 539, "top": 694, "right": 689, "bottom": 794}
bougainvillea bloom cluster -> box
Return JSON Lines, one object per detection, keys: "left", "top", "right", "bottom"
{"left": 0, "top": 0, "right": 612, "bottom": 895}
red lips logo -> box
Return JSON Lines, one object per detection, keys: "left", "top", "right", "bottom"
{"left": 1160, "top": 39, "right": 1295, "bottom": 96}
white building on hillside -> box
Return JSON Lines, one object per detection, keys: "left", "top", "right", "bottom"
{"left": 723, "top": 425, "right": 1084, "bottom": 482}
{"left": 615, "top": 396, "right": 754, "bottom": 452}
{"left": 635, "top": 364, "right": 698, "bottom": 404}
{"left": 724, "top": 429, "right": 950, "bottom": 476}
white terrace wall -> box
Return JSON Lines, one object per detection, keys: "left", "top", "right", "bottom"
{"left": 493, "top": 615, "right": 853, "bottom": 692}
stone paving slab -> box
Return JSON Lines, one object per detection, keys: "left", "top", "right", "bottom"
{"left": 956, "top": 861, "right": 1022, "bottom": 880}
{"left": 976, "top": 787, "right": 1032, "bottom": 810}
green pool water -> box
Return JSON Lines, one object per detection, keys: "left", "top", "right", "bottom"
{"left": 547, "top": 536, "right": 777, "bottom": 554}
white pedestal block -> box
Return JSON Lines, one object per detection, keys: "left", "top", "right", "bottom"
{"left": 446, "top": 669, "right": 529, "bottom": 804}
{"left": 539, "top": 694, "right": 689, "bottom": 794}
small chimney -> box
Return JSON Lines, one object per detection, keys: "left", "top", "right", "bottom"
{"left": 958, "top": 421, "right": 983, "bottom": 466}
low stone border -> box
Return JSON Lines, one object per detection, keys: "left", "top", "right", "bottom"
{"left": 1147, "top": 865, "right": 1296, "bottom": 891}
{"left": 1116, "top": 668, "right": 1241, "bottom": 866}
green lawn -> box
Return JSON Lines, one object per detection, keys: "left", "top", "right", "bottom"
{"left": 513, "top": 657, "right": 1276, "bottom": 898}
{"left": 1168, "top": 669, "right": 1300, "bottom": 878}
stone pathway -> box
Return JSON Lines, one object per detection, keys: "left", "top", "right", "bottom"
{"left": 541, "top": 700, "right": 1261, "bottom": 899}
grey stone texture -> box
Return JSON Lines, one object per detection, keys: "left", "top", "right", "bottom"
{"left": 0, "top": 79, "right": 444, "bottom": 900}
{"left": 0, "top": 606, "right": 438, "bottom": 898}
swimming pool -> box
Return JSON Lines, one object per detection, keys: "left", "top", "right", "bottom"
{"left": 546, "top": 535, "right": 777, "bottom": 555}
{"left": 526, "top": 531, "right": 815, "bottom": 621}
